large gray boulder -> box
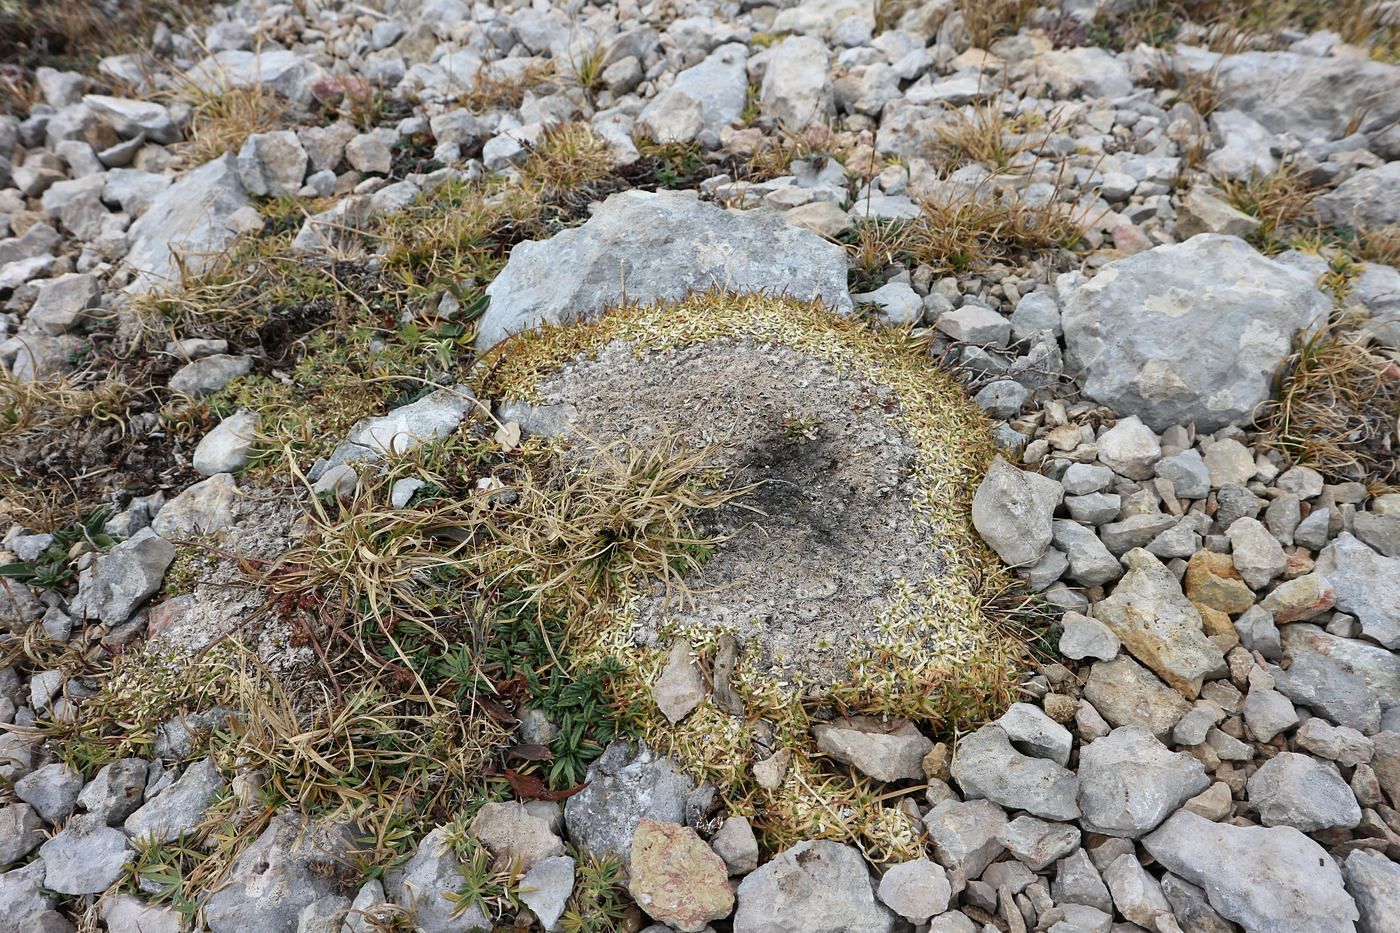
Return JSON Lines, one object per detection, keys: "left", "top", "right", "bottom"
{"left": 1188, "top": 49, "right": 1400, "bottom": 144}
{"left": 1062, "top": 234, "right": 1329, "bottom": 431}
{"left": 476, "top": 190, "right": 851, "bottom": 351}
{"left": 1076, "top": 725, "right": 1209, "bottom": 838}
{"left": 1144, "top": 811, "right": 1359, "bottom": 932}
{"left": 122, "top": 155, "right": 249, "bottom": 293}
{"left": 733, "top": 840, "right": 896, "bottom": 933}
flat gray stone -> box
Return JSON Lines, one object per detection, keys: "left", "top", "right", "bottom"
{"left": 1144, "top": 810, "right": 1359, "bottom": 933}
{"left": 476, "top": 190, "right": 851, "bottom": 352}
{"left": 1063, "top": 234, "right": 1329, "bottom": 431}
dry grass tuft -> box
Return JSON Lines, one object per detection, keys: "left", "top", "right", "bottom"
{"left": 845, "top": 179, "right": 1085, "bottom": 289}
{"left": 1219, "top": 161, "right": 1320, "bottom": 252}
{"left": 1257, "top": 327, "right": 1400, "bottom": 489}
{"left": 459, "top": 62, "right": 554, "bottom": 114}
{"left": 960, "top": 0, "right": 1039, "bottom": 49}
{"left": 933, "top": 101, "right": 1025, "bottom": 172}
{"left": 178, "top": 81, "right": 289, "bottom": 164}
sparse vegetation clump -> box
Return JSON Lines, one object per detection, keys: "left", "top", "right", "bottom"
{"left": 1258, "top": 327, "right": 1400, "bottom": 490}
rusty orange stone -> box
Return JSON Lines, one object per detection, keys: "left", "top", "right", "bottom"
{"left": 628, "top": 818, "right": 734, "bottom": 932}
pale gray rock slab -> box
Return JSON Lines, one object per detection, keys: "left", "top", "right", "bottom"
{"left": 38, "top": 813, "right": 132, "bottom": 895}
{"left": 813, "top": 716, "right": 932, "bottom": 782}
{"left": 236, "top": 130, "right": 308, "bottom": 197}
{"left": 124, "top": 757, "right": 226, "bottom": 844}
{"left": 123, "top": 155, "right": 249, "bottom": 294}
{"left": 25, "top": 272, "right": 100, "bottom": 335}
{"left": 1243, "top": 688, "right": 1298, "bottom": 743}
{"left": 193, "top": 409, "right": 259, "bottom": 476}
{"left": 1051, "top": 519, "right": 1122, "bottom": 586}
{"left": 13, "top": 762, "right": 83, "bottom": 825}
{"left": 995, "top": 816, "right": 1080, "bottom": 872}
{"left": 761, "top": 35, "right": 835, "bottom": 130}
{"left": 971, "top": 456, "right": 1063, "bottom": 568}
{"left": 1082, "top": 656, "right": 1190, "bottom": 741}
{"left": 206, "top": 816, "right": 353, "bottom": 932}
{"left": 637, "top": 43, "right": 748, "bottom": 144}
{"left": 0, "top": 803, "right": 44, "bottom": 863}
{"left": 1103, "top": 853, "right": 1172, "bottom": 928}
{"left": 653, "top": 640, "right": 706, "bottom": 724}
{"left": 951, "top": 724, "right": 1080, "bottom": 821}
{"left": 79, "top": 528, "right": 174, "bottom": 625}
{"left": 923, "top": 799, "right": 1006, "bottom": 879}
{"left": 183, "top": 50, "right": 322, "bottom": 103}
{"left": 733, "top": 839, "right": 895, "bottom": 933}
{"left": 380, "top": 826, "right": 487, "bottom": 932}
{"left": 1316, "top": 162, "right": 1400, "bottom": 230}
{"left": 1188, "top": 48, "right": 1400, "bottom": 144}
{"left": 1060, "top": 611, "right": 1121, "bottom": 662}
{"left": 1226, "top": 516, "right": 1286, "bottom": 590}
{"left": 322, "top": 385, "right": 476, "bottom": 470}
{"left": 563, "top": 742, "right": 692, "bottom": 868}
{"left": 101, "top": 892, "right": 182, "bottom": 933}
{"left": 1077, "top": 725, "right": 1209, "bottom": 838}
{"left": 168, "top": 354, "right": 252, "bottom": 397}
{"left": 1276, "top": 623, "right": 1398, "bottom": 733}
{"left": 476, "top": 189, "right": 851, "bottom": 352}
{"left": 78, "top": 758, "right": 148, "bottom": 825}
{"left": 1144, "top": 810, "right": 1359, "bottom": 932}
{"left": 1246, "top": 751, "right": 1361, "bottom": 832}
{"left": 0, "top": 862, "right": 55, "bottom": 931}
{"left": 1062, "top": 234, "right": 1329, "bottom": 431}
{"left": 1053, "top": 848, "right": 1112, "bottom": 914}
{"left": 996, "top": 702, "right": 1073, "bottom": 767}
{"left": 151, "top": 472, "right": 238, "bottom": 538}
{"left": 519, "top": 855, "right": 574, "bottom": 932}
{"left": 877, "top": 858, "right": 951, "bottom": 924}
{"left": 711, "top": 816, "right": 758, "bottom": 875}
{"left": 1316, "top": 533, "right": 1400, "bottom": 649}
{"left": 468, "top": 800, "right": 564, "bottom": 871}
{"left": 1096, "top": 416, "right": 1161, "bottom": 480}
{"left": 1343, "top": 849, "right": 1400, "bottom": 933}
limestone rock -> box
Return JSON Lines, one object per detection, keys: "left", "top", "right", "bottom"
{"left": 971, "top": 456, "right": 1063, "bottom": 568}
{"left": 124, "top": 757, "right": 225, "bottom": 844}
{"left": 637, "top": 44, "right": 747, "bottom": 144}
{"left": 477, "top": 190, "right": 851, "bottom": 352}
{"left": 733, "top": 840, "right": 896, "bottom": 933}
{"left": 123, "top": 155, "right": 249, "bottom": 293}
{"left": 876, "top": 858, "right": 951, "bottom": 924}
{"left": 382, "top": 826, "right": 488, "bottom": 933}
{"left": 761, "top": 36, "right": 834, "bottom": 130}
{"left": 38, "top": 813, "right": 131, "bottom": 895}
{"left": 1316, "top": 533, "right": 1400, "bottom": 649}
{"left": 564, "top": 742, "right": 692, "bottom": 868}
{"left": 1144, "top": 810, "right": 1359, "bottom": 932}
{"left": 519, "top": 855, "right": 574, "bottom": 932}
{"left": 951, "top": 725, "right": 1080, "bottom": 821}
{"left": 1246, "top": 752, "right": 1361, "bottom": 832}
{"left": 653, "top": 640, "right": 706, "bottom": 724}
{"left": 1062, "top": 235, "right": 1329, "bottom": 431}
{"left": 1077, "top": 725, "right": 1209, "bottom": 838}
{"left": 813, "top": 716, "right": 932, "bottom": 782}
{"left": 1343, "top": 849, "right": 1400, "bottom": 933}
{"left": 468, "top": 801, "right": 564, "bottom": 871}
{"left": 1093, "top": 549, "right": 1224, "bottom": 698}
{"left": 80, "top": 528, "right": 174, "bottom": 625}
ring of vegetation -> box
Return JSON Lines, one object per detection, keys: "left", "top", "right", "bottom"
{"left": 480, "top": 291, "right": 1027, "bottom": 858}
